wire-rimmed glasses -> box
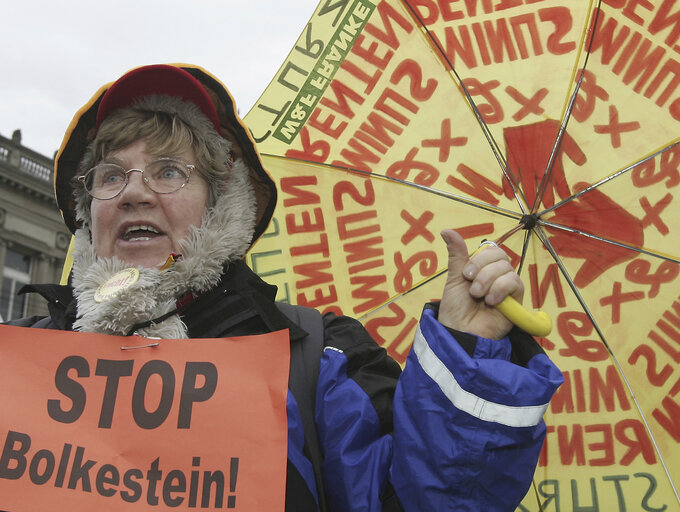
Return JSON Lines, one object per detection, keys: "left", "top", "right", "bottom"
{"left": 77, "top": 158, "right": 195, "bottom": 200}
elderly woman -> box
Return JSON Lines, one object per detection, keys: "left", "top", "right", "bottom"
{"left": 7, "top": 64, "right": 562, "bottom": 511}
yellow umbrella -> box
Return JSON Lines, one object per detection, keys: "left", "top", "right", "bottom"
{"left": 244, "top": 0, "right": 680, "bottom": 509}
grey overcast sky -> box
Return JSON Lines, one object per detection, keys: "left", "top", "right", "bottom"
{"left": 1, "top": 0, "right": 319, "bottom": 158}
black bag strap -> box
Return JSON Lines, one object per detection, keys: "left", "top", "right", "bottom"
{"left": 276, "top": 302, "right": 328, "bottom": 512}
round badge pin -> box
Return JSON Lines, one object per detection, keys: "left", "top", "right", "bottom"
{"left": 94, "top": 268, "right": 140, "bottom": 303}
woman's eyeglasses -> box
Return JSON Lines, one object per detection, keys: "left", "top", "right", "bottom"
{"left": 77, "top": 158, "right": 195, "bottom": 200}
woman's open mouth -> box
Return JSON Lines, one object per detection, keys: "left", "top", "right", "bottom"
{"left": 121, "top": 224, "right": 163, "bottom": 241}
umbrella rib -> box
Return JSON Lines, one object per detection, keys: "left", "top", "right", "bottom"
{"left": 516, "top": 228, "right": 533, "bottom": 277}
{"left": 357, "top": 268, "right": 448, "bottom": 322}
{"left": 261, "top": 153, "right": 524, "bottom": 221}
{"left": 532, "top": 0, "right": 602, "bottom": 213}
{"left": 538, "top": 219, "right": 680, "bottom": 264}
{"left": 365, "top": 173, "right": 521, "bottom": 220}
{"left": 540, "top": 139, "right": 680, "bottom": 216}
{"left": 536, "top": 228, "right": 680, "bottom": 504}
{"left": 400, "top": 0, "right": 528, "bottom": 215}
{"left": 535, "top": 226, "right": 611, "bottom": 347}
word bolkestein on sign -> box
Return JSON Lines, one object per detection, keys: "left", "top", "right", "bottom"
{"left": 0, "top": 325, "right": 289, "bottom": 511}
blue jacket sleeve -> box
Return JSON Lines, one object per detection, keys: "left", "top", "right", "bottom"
{"left": 315, "top": 306, "right": 563, "bottom": 512}
{"left": 391, "top": 306, "right": 564, "bottom": 511}
{"left": 315, "top": 314, "right": 401, "bottom": 512}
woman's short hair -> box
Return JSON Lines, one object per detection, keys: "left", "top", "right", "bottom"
{"left": 73, "top": 95, "right": 232, "bottom": 224}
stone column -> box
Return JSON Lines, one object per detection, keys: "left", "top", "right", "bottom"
{"left": 25, "top": 254, "right": 50, "bottom": 317}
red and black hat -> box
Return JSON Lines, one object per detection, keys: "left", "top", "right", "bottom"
{"left": 54, "top": 63, "right": 277, "bottom": 244}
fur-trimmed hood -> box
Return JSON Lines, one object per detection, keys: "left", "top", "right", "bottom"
{"left": 54, "top": 64, "right": 276, "bottom": 338}
{"left": 55, "top": 64, "right": 277, "bottom": 243}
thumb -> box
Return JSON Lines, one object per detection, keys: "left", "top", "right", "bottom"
{"left": 441, "top": 229, "right": 470, "bottom": 281}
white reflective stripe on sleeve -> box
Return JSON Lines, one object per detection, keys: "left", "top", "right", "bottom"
{"left": 412, "top": 325, "right": 549, "bottom": 428}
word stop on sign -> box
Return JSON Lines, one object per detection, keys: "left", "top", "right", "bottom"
{"left": 46, "top": 356, "right": 218, "bottom": 430}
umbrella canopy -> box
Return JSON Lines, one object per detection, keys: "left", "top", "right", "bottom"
{"left": 244, "top": 0, "right": 680, "bottom": 509}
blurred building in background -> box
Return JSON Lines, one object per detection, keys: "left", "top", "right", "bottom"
{"left": 0, "top": 130, "right": 70, "bottom": 321}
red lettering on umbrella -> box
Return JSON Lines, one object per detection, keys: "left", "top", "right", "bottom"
{"left": 505, "top": 86, "right": 549, "bottom": 121}
{"left": 393, "top": 250, "right": 438, "bottom": 293}
{"left": 351, "top": 274, "right": 389, "bottom": 314}
{"left": 400, "top": 210, "right": 435, "bottom": 244}
{"left": 294, "top": 263, "right": 339, "bottom": 311}
{"left": 309, "top": 107, "right": 348, "bottom": 139}
{"left": 585, "top": 424, "right": 617, "bottom": 466}
{"left": 363, "top": 1, "right": 414, "bottom": 50}
{"left": 558, "top": 311, "right": 609, "bottom": 362}
{"left": 286, "top": 126, "right": 331, "bottom": 162}
{"left": 593, "top": 105, "right": 641, "bottom": 148}
{"left": 616, "top": 419, "right": 658, "bottom": 465}
{"left": 628, "top": 344, "right": 674, "bottom": 387}
{"left": 632, "top": 145, "right": 680, "bottom": 188}
{"left": 529, "top": 263, "right": 567, "bottom": 309}
{"left": 625, "top": 259, "right": 679, "bottom": 298}
{"left": 653, "top": 395, "right": 680, "bottom": 442}
{"left": 421, "top": 118, "right": 467, "bottom": 161}
{"left": 551, "top": 365, "right": 632, "bottom": 415}
{"left": 539, "top": 418, "right": 657, "bottom": 468}
{"left": 446, "top": 164, "right": 504, "bottom": 205}
{"left": 463, "top": 77, "right": 504, "bottom": 123}
{"left": 386, "top": 147, "right": 440, "bottom": 186}
{"left": 648, "top": 330, "right": 680, "bottom": 364}
{"left": 599, "top": 282, "right": 646, "bottom": 324}
{"left": 571, "top": 69, "right": 609, "bottom": 123}
{"left": 640, "top": 193, "right": 674, "bottom": 235}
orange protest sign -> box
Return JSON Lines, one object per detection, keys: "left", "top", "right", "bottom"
{"left": 0, "top": 324, "right": 289, "bottom": 512}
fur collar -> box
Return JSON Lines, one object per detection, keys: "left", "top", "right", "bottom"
{"left": 70, "top": 159, "right": 256, "bottom": 338}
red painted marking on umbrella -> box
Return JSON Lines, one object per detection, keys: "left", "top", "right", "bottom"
{"left": 640, "top": 193, "right": 673, "bottom": 235}
{"left": 456, "top": 223, "right": 495, "bottom": 240}
{"left": 505, "top": 86, "right": 548, "bottom": 121}
{"left": 600, "top": 282, "right": 645, "bottom": 323}
{"left": 400, "top": 210, "right": 435, "bottom": 244}
{"left": 421, "top": 118, "right": 467, "bottom": 162}
{"left": 594, "top": 105, "right": 641, "bottom": 148}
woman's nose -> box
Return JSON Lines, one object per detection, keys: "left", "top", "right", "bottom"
{"left": 117, "top": 169, "right": 156, "bottom": 204}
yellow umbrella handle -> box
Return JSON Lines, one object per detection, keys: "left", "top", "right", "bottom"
{"left": 472, "top": 241, "right": 552, "bottom": 337}
{"left": 495, "top": 295, "right": 552, "bottom": 337}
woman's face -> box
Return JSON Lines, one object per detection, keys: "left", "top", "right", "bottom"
{"left": 89, "top": 139, "right": 209, "bottom": 268}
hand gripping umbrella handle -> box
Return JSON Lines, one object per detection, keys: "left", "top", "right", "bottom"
{"left": 472, "top": 241, "right": 553, "bottom": 337}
